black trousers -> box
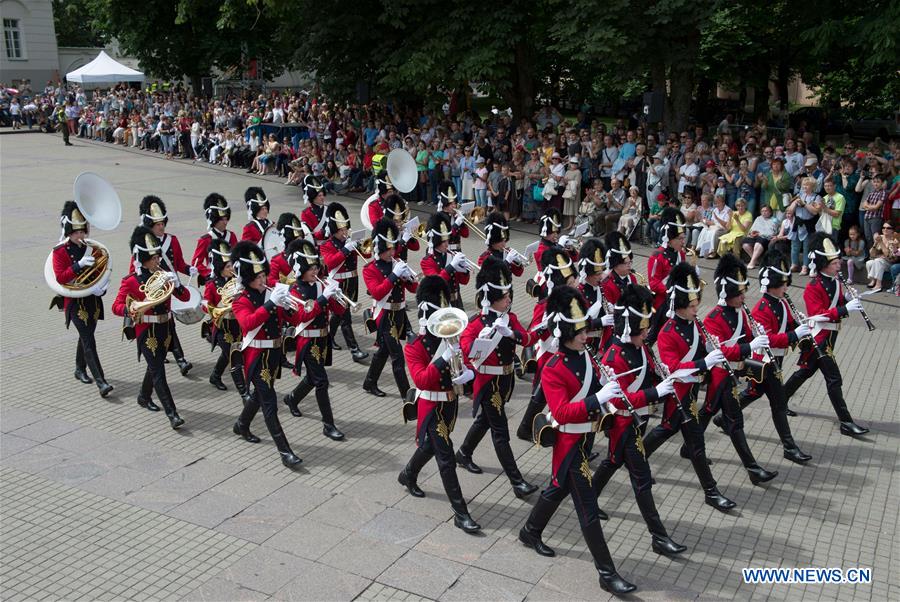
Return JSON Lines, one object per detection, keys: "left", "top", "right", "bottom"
{"left": 741, "top": 358, "right": 801, "bottom": 447}
{"left": 239, "top": 349, "right": 294, "bottom": 454}
{"left": 70, "top": 309, "right": 99, "bottom": 372}
{"left": 408, "top": 400, "right": 469, "bottom": 514}
{"left": 295, "top": 339, "right": 335, "bottom": 425}
{"left": 328, "top": 278, "right": 359, "bottom": 349}
{"left": 541, "top": 438, "right": 605, "bottom": 528}
{"left": 212, "top": 324, "right": 245, "bottom": 392}
{"left": 138, "top": 323, "right": 178, "bottom": 417}
{"left": 364, "top": 310, "right": 409, "bottom": 395}
{"left": 167, "top": 320, "right": 187, "bottom": 362}
{"left": 459, "top": 374, "right": 524, "bottom": 482}
{"left": 783, "top": 334, "right": 854, "bottom": 423}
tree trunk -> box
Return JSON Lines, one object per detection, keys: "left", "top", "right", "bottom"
{"left": 650, "top": 58, "right": 670, "bottom": 127}
{"left": 776, "top": 60, "right": 790, "bottom": 111}
{"left": 190, "top": 74, "right": 203, "bottom": 97}
{"left": 667, "top": 59, "right": 695, "bottom": 132}
{"left": 695, "top": 76, "right": 712, "bottom": 125}
{"left": 505, "top": 40, "right": 535, "bottom": 122}
{"left": 753, "top": 84, "right": 770, "bottom": 119}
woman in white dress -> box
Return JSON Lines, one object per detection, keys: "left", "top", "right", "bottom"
{"left": 696, "top": 194, "right": 731, "bottom": 258}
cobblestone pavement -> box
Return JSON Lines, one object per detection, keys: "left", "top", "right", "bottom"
{"left": 1, "top": 134, "right": 898, "bottom": 601}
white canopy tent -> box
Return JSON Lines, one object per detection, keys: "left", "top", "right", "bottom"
{"left": 66, "top": 51, "right": 145, "bottom": 85}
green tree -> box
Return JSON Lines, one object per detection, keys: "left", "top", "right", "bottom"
{"left": 53, "top": 0, "right": 106, "bottom": 47}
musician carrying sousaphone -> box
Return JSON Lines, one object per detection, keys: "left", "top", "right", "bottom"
{"left": 49, "top": 201, "right": 114, "bottom": 398}
{"left": 112, "top": 226, "right": 191, "bottom": 430}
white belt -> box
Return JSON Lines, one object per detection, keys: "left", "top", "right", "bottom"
{"left": 246, "top": 337, "right": 283, "bottom": 349}
{"left": 728, "top": 361, "right": 744, "bottom": 370}
{"left": 477, "top": 364, "right": 515, "bottom": 376}
{"left": 818, "top": 322, "right": 839, "bottom": 331}
{"left": 557, "top": 422, "right": 595, "bottom": 434}
{"left": 606, "top": 402, "right": 650, "bottom": 417}
{"left": 333, "top": 270, "right": 357, "bottom": 280}
{"left": 376, "top": 300, "right": 405, "bottom": 311}
{"left": 141, "top": 314, "right": 171, "bottom": 324}
{"left": 298, "top": 329, "right": 327, "bottom": 338}
{"left": 418, "top": 390, "right": 453, "bottom": 402}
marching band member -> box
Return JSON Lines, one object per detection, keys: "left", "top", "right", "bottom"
{"left": 202, "top": 239, "right": 248, "bottom": 400}
{"left": 456, "top": 257, "right": 538, "bottom": 498}
{"left": 281, "top": 239, "right": 347, "bottom": 441}
{"left": 478, "top": 212, "right": 526, "bottom": 277}
{"left": 420, "top": 212, "right": 471, "bottom": 311}
{"left": 397, "top": 275, "right": 481, "bottom": 534}
{"left": 517, "top": 285, "right": 635, "bottom": 595}
{"left": 601, "top": 231, "right": 641, "bottom": 307}
{"left": 362, "top": 219, "right": 418, "bottom": 398}
{"left": 319, "top": 202, "right": 369, "bottom": 362}
{"left": 192, "top": 193, "right": 237, "bottom": 285}
{"left": 365, "top": 156, "right": 394, "bottom": 227}
{"left": 641, "top": 262, "right": 737, "bottom": 511}
{"left": 51, "top": 201, "right": 114, "bottom": 398}
{"left": 267, "top": 212, "right": 307, "bottom": 287}
{"left": 137, "top": 195, "right": 195, "bottom": 376}
{"left": 113, "top": 226, "right": 191, "bottom": 429}
{"left": 593, "top": 284, "right": 687, "bottom": 557}
{"left": 578, "top": 237, "right": 616, "bottom": 352}
{"left": 388, "top": 194, "right": 420, "bottom": 262}
{"left": 299, "top": 176, "right": 329, "bottom": 245}
{"left": 437, "top": 181, "right": 468, "bottom": 253}
{"left": 515, "top": 246, "right": 579, "bottom": 441}
{"left": 713, "top": 250, "right": 813, "bottom": 463}
{"left": 646, "top": 207, "right": 687, "bottom": 344}
{"left": 695, "top": 254, "right": 778, "bottom": 485}
{"left": 534, "top": 208, "right": 564, "bottom": 271}
{"left": 230, "top": 241, "right": 303, "bottom": 468}
{"left": 782, "top": 233, "right": 870, "bottom": 437}
{"left": 241, "top": 187, "right": 271, "bottom": 243}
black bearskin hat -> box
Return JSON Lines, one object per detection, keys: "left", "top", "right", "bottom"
{"left": 139, "top": 195, "right": 168, "bottom": 228}
{"left": 436, "top": 180, "right": 458, "bottom": 212}
{"left": 664, "top": 262, "right": 703, "bottom": 317}
{"left": 60, "top": 200, "right": 88, "bottom": 237}
{"left": 416, "top": 274, "right": 451, "bottom": 325}
{"left": 129, "top": 225, "right": 162, "bottom": 265}
{"left": 204, "top": 193, "right": 231, "bottom": 227}
{"left": 476, "top": 256, "right": 513, "bottom": 312}
{"left": 427, "top": 212, "right": 452, "bottom": 250}
{"left": 760, "top": 248, "right": 792, "bottom": 292}
{"left": 604, "top": 230, "right": 633, "bottom": 268}
{"left": 209, "top": 239, "right": 232, "bottom": 275}
{"left": 324, "top": 202, "right": 351, "bottom": 237}
{"left": 540, "top": 246, "right": 576, "bottom": 292}
{"left": 231, "top": 240, "right": 268, "bottom": 286}
{"left": 615, "top": 284, "right": 655, "bottom": 338}
{"left": 382, "top": 193, "right": 408, "bottom": 222}
{"left": 244, "top": 187, "right": 269, "bottom": 220}
{"left": 276, "top": 212, "right": 306, "bottom": 245}
{"left": 539, "top": 207, "right": 563, "bottom": 238}
{"left": 713, "top": 253, "right": 749, "bottom": 305}
{"left": 807, "top": 231, "right": 841, "bottom": 275}
{"left": 659, "top": 206, "right": 685, "bottom": 246}
{"left": 578, "top": 237, "right": 607, "bottom": 279}
{"left": 287, "top": 238, "right": 319, "bottom": 276}
{"left": 302, "top": 175, "right": 326, "bottom": 205}
{"left": 484, "top": 212, "right": 510, "bottom": 247}
{"left": 372, "top": 218, "right": 401, "bottom": 255}
{"left": 546, "top": 284, "right": 588, "bottom": 343}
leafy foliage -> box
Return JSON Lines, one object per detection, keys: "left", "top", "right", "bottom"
{"left": 53, "top": 0, "right": 106, "bottom": 47}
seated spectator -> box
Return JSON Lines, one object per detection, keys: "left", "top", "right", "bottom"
{"left": 865, "top": 223, "right": 899, "bottom": 291}
{"left": 698, "top": 194, "right": 731, "bottom": 258}
{"left": 741, "top": 205, "right": 779, "bottom": 268}
{"left": 679, "top": 189, "right": 699, "bottom": 250}
{"left": 717, "top": 197, "right": 753, "bottom": 257}
{"left": 842, "top": 225, "right": 866, "bottom": 283}
{"left": 618, "top": 186, "right": 642, "bottom": 238}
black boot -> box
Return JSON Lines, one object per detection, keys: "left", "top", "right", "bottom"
{"left": 704, "top": 487, "right": 737, "bottom": 511}
{"left": 515, "top": 394, "right": 545, "bottom": 442}
{"left": 232, "top": 420, "right": 261, "bottom": 443}
{"left": 772, "top": 409, "right": 812, "bottom": 464}
{"left": 393, "top": 365, "right": 411, "bottom": 400}
{"left": 230, "top": 367, "right": 250, "bottom": 403}
{"left": 398, "top": 447, "right": 432, "bottom": 498}
{"left": 281, "top": 354, "right": 294, "bottom": 370}
{"left": 442, "top": 468, "right": 481, "bottom": 534}
{"left": 582, "top": 519, "right": 636, "bottom": 595}
{"left": 591, "top": 462, "right": 615, "bottom": 521}
{"left": 731, "top": 429, "right": 777, "bottom": 485}
{"left": 270, "top": 427, "right": 302, "bottom": 468}
{"left": 519, "top": 494, "right": 562, "bottom": 557}
{"left": 685, "top": 442, "right": 736, "bottom": 511}
{"left": 157, "top": 388, "right": 184, "bottom": 429}
{"left": 840, "top": 421, "right": 869, "bottom": 437}
{"left": 316, "top": 388, "right": 344, "bottom": 441}
{"left": 635, "top": 488, "right": 686, "bottom": 556}
{"left": 283, "top": 378, "right": 313, "bottom": 417}
{"left": 75, "top": 342, "right": 93, "bottom": 383}
{"left": 455, "top": 450, "right": 483, "bottom": 474}
{"left": 363, "top": 352, "right": 388, "bottom": 397}
{"left": 83, "top": 346, "right": 113, "bottom": 398}
{"left": 712, "top": 414, "right": 726, "bottom": 432}
{"left": 209, "top": 354, "right": 229, "bottom": 390}
{"left": 137, "top": 370, "right": 159, "bottom": 411}
{"left": 496, "top": 443, "right": 537, "bottom": 498}
{"left": 350, "top": 347, "right": 369, "bottom": 363}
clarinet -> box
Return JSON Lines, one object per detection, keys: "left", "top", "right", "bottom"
{"left": 695, "top": 318, "right": 741, "bottom": 390}
{"left": 836, "top": 272, "right": 876, "bottom": 331}
{"left": 649, "top": 347, "right": 693, "bottom": 422}
{"left": 597, "top": 362, "right": 645, "bottom": 433}
{"left": 741, "top": 302, "right": 778, "bottom": 365}
{"left": 783, "top": 292, "right": 827, "bottom": 361}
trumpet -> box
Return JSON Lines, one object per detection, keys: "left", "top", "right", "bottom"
{"left": 505, "top": 247, "right": 531, "bottom": 268}
{"left": 448, "top": 250, "right": 480, "bottom": 272}
{"left": 265, "top": 285, "right": 309, "bottom": 312}
{"left": 393, "top": 259, "right": 421, "bottom": 282}
{"left": 315, "top": 276, "right": 361, "bottom": 312}
{"left": 453, "top": 206, "right": 488, "bottom": 240}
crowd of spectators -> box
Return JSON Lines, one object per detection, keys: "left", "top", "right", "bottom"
{"left": 3, "top": 80, "right": 898, "bottom": 292}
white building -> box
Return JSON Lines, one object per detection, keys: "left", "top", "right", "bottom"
{"left": 1, "top": 0, "right": 59, "bottom": 86}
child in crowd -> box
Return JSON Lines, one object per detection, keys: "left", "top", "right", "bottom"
{"left": 843, "top": 225, "right": 866, "bottom": 283}
{"left": 647, "top": 193, "right": 667, "bottom": 245}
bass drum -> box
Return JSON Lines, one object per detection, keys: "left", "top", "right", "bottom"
{"left": 172, "top": 284, "right": 205, "bottom": 324}
{"left": 262, "top": 226, "right": 284, "bottom": 261}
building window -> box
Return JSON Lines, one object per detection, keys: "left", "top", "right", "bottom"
{"left": 4, "top": 18, "right": 24, "bottom": 60}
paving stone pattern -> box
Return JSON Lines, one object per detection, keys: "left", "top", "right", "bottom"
{"left": 1, "top": 135, "right": 897, "bottom": 601}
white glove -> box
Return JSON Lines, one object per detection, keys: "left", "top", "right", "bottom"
{"left": 494, "top": 324, "right": 513, "bottom": 338}
{"left": 655, "top": 377, "right": 676, "bottom": 398}
{"left": 586, "top": 299, "right": 603, "bottom": 320}
{"left": 166, "top": 272, "right": 181, "bottom": 286}
{"left": 343, "top": 238, "right": 357, "bottom": 252}
{"left": 452, "top": 369, "right": 475, "bottom": 385}
{"left": 594, "top": 380, "right": 623, "bottom": 405}
{"left": 392, "top": 260, "right": 408, "bottom": 278}
{"left": 454, "top": 212, "right": 465, "bottom": 227}
{"left": 601, "top": 313, "right": 615, "bottom": 327}
{"left": 269, "top": 285, "right": 290, "bottom": 307}
{"left": 846, "top": 298, "right": 863, "bottom": 313}
{"left": 188, "top": 265, "right": 199, "bottom": 278}
{"left": 703, "top": 349, "right": 726, "bottom": 366}
{"left": 559, "top": 235, "right": 574, "bottom": 249}
{"left": 478, "top": 326, "right": 493, "bottom": 339}
{"left": 749, "top": 334, "right": 770, "bottom": 351}
{"left": 401, "top": 229, "right": 412, "bottom": 243}
{"left": 440, "top": 344, "right": 460, "bottom": 363}
{"left": 402, "top": 265, "right": 417, "bottom": 281}
{"left": 793, "top": 323, "right": 812, "bottom": 339}
{"left": 504, "top": 248, "right": 516, "bottom": 264}
{"left": 449, "top": 252, "right": 468, "bottom": 271}
{"left": 89, "top": 276, "right": 110, "bottom": 297}
{"left": 322, "top": 281, "right": 340, "bottom": 299}
{"left": 77, "top": 254, "right": 96, "bottom": 269}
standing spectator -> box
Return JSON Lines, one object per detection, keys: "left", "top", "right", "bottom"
{"left": 158, "top": 115, "right": 176, "bottom": 159}
{"left": 757, "top": 156, "right": 793, "bottom": 214}
{"left": 678, "top": 152, "right": 699, "bottom": 197}
{"left": 783, "top": 138, "right": 804, "bottom": 177}
{"left": 860, "top": 174, "right": 887, "bottom": 246}
{"left": 487, "top": 161, "right": 504, "bottom": 210}
{"left": 496, "top": 164, "right": 516, "bottom": 220}
{"left": 842, "top": 225, "right": 866, "bottom": 283}
{"left": 459, "top": 147, "right": 476, "bottom": 202}
{"left": 546, "top": 152, "right": 566, "bottom": 212}
{"left": 599, "top": 135, "right": 618, "bottom": 190}
{"left": 414, "top": 140, "right": 428, "bottom": 204}
{"left": 473, "top": 157, "right": 489, "bottom": 208}
{"left": 790, "top": 177, "right": 823, "bottom": 274}
{"left": 646, "top": 193, "right": 667, "bottom": 244}
{"left": 733, "top": 159, "right": 757, "bottom": 215}
{"left": 522, "top": 149, "right": 544, "bottom": 223}
{"left": 679, "top": 189, "right": 700, "bottom": 249}
{"left": 741, "top": 205, "right": 780, "bottom": 268}
{"left": 646, "top": 148, "right": 668, "bottom": 202}
{"left": 820, "top": 179, "right": 846, "bottom": 242}
{"left": 9, "top": 97, "right": 21, "bottom": 129}
{"left": 562, "top": 156, "right": 582, "bottom": 229}
{"left": 427, "top": 139, "right": 444, "bottom": 205}
{"left": 834, "top": 158, "right": 861, "bottom": 243}
{"left": 793, "top": 156, "right": 824, "bottom": 195}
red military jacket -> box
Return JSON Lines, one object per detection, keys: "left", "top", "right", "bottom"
{"left": 241, "top": 218, "right": 271, "bottom": 244}
{"left": 192, "top": 229, "right": 237, "bottom": 279}
{"left": 702, "top": 305, "right": 753, "bottom": 405}
{"left": 405, "top": 333, "right": 455, "bottom": 443}
{"left": 128, "top": 233, "right": 190, "bottom": 277}
{"left": 602, "top": 270, "right": 639, "bottom": 307}
{"left": 300, "top": 204, "right": 327, "bottom": 244}
{"left": 420, "top": 252, "right": 470, "bottom": 300}
{"left": 751, "top": 293, "right": 800, "bottom": 351}
{"left": 232, "top": 286, "right": 294, "bottom": 377}
{"left": 363, "top": 259, "right": 418, "bottom": 327}
{"left": 288, "top": 280, "right": 345, "bottom": 365}
{"left": 112, "top": 271, "right": 191, "bottom": 339}
{"left": 367, "top": 195, "right": 384, "bottom": 229}
{"left": 267, "top": 252, "right": 293, "bottom": 287}
{"left": 804, "top": 274, "right": 849, "bottom": 344}
{"left": 460, "top": 310, "right": 536, "bottom": 403}
{"left": 320, "top": 236, "right": 364, "bottom": 278}
{"left": 580, "top": 281, "right": 613, "bottom": 350}
{"left": 478, "top": 248, "right": 524, "bottom": 277}
{"left": 657, "top": 315, "right": 712, "bottom": 420}
{"left": 647, "top": 246, "right": 686, "bottom": 309}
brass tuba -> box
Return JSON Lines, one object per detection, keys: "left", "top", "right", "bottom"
{"left": 127, "top": 271, "right": 175, "bottom": 318}
{"left": 210, "top": 277, "right": 241, "bottom": 327}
